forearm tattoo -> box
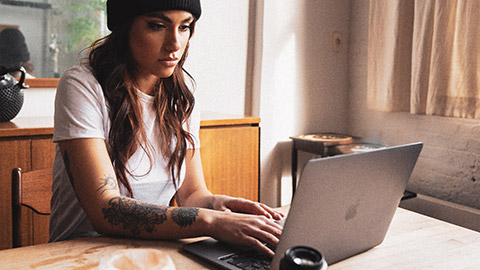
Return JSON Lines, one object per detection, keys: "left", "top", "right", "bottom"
{"left": 171, "top": 208, "right": 199, "bottom": 227}
{"left": 62, "top": 148, "right": 199, "bottom": 235}
{"left": 97, "top": 175, "right": 118, "bottom": 194}
{"left": 102, "top": 197, "right": 200, "bottom": 235}
{"left": 102, "top": 197, "right": 168, "bottom": 235}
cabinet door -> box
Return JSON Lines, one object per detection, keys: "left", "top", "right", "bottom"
{"left": 25, "top": 138, "right": 55, "bottom": 246}
{"left": 31, "top": 138, "right": 55, "bottom": 170}
{"left": 0, "top": 139, "right": 30, "bottom": 250}
{"left": 199, "top": 126, "right": 259, "bottom": 202}
{"left": 0, "top": 137, "right": 54, "bottom": 249}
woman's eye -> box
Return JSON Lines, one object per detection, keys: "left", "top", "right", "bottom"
{"left": 147, "top": 22, "right": 166, "bottom": 30}
{"left": 179, "top": 25, "right": 191, "bottom": 32}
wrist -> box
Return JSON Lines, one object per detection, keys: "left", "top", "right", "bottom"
{"left": 198, "top": 208, "right": 219, "bottom": 236}
{"left": 208, "top": 194, "right": 223, "bottom": 209}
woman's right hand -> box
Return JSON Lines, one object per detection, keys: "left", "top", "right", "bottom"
{"left": 207, "top": 210, "right": 283, "bottom": 257}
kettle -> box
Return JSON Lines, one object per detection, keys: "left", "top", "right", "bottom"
{"left": 0, "top": 66, "right": 28, "bottom": 122}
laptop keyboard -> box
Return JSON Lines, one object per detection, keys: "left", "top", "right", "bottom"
{"left": 220, "top": 250, "right": 271, "bottom": 270}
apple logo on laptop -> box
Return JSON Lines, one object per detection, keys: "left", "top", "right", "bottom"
{"left": 345, "top": 202, "right": 360, "bottom": 221}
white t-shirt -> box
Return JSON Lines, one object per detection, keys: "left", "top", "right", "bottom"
{"left": 49, "top": 65, "right": 200, "bottom": 242}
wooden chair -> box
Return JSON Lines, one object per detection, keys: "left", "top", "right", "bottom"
{"left": 12, "top": 168, "right": 52, "bottom": 248}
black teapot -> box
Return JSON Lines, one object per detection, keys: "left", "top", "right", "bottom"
{"left": 0, "top": 66, "right": 28, "bottom": 122}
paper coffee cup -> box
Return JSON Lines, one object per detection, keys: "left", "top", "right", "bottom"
{"left": 98, "top": 248, "right": 176, "bottom": 270}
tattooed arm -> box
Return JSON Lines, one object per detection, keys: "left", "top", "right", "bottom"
{"left": 58, "top": 138, "right": 282, "bottom": 256}
{"left": 58, "top": 138, "right": 209, "bottom": 238}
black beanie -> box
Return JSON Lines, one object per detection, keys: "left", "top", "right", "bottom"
{"left": 107, "top": 0, "right": 201, "bottom": 31}
{"left": 0, "top": 28, "right": 30, "bottom": 69}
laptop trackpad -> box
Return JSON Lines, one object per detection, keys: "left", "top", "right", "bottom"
{"left": 183, "top": 238, "right": 260, "bottom": 269}
{"left": 183, "top": 238, "right": 250, "bottom": 258}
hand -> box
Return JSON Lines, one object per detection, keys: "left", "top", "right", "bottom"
{"left": 208, "top": 210, "right": 283, "bottom": 257}
{"left": 211, "top": 195, "right": 285, "bottom": 220}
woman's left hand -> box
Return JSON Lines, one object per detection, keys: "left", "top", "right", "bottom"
{"left": 211, "top": 195, "right": 285, "bottom": 220}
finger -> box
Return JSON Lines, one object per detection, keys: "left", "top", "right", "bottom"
{"left": 247, "top": 202, "right": 274, "bottom": 219}
{"left": 257, "top": 203, "right": 285, "bottom": 220}
{"left": 245, "top": 236, "right": 275, "bottom": 257}
{"left": 258, "top": 202, "right": 284, "bottom": 216}
{"left": 229, "top": 199, "right": 284, "bottom": 221}
{"left": 253, "top": 203, "right": 285, "bottom": 220}
{"left": 248, "top": 218, "right": 283, "bottom": 247}
{"left": 263, "top": 218, "right": 283, "bottom": 238}
{"left": 228, "top": 200, "right": 273, "bottom": 218}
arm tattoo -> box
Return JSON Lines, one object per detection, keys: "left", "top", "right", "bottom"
{"left": 97, "top": 175, "right": 118, "bottom": 194}
{"left": 102, "top": 197, "right": 168, "bottom": 235}
{"left": 171, "top": 208, "right": 199, "bottom": 227}
{"left": 63, "top": 150, "right": 75, "bottom": 188}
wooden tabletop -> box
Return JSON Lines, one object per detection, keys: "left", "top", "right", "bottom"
{"left": 1, "top": 207, "right": 479, "bottom": 269}
{"left": 0, "top": 117, "right": 53, "bottom": 137}
{"left": 333, "top": 208, "right": 480, "bottom": 269}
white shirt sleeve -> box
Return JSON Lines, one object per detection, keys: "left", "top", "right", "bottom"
{"left": 53, "top": 65, "right": 109, "bottom": 142}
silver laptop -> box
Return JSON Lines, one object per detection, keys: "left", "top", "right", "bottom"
{"left": 182, "top": 142, "right": 423, "bottom": 270}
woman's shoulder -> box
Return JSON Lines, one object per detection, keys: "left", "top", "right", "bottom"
{"left": 61, "top": 64, "right": 95, "bottom": 81}
{"left": 58, "top": 64, "right": 100, "bottom": 90}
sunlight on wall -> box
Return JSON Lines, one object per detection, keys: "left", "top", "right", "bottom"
{"left": 17, "top": 89, "right": 56, "bottom": 118}
{"left": 258, "top": 0, "right": 351, "bottom": 206}
{"left": 259, "top": 0, "right": 307, "bottom": 206}
{"left": 262, "top": 35, "right": 302, "bottom": 135}
{"left": 261, "top": 35, "right": 305, "bottom": 206}
{"left": 185, "top": 0, "right": 249, "bottom": 116}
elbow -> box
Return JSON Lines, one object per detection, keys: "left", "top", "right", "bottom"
{"left": 78, "top": 195, "right": 121, "bottom": 236}
{"left": 82, "top": 202, "right": 117, "bottom": 236}
{"left": 91, "top": 221, "right": 110, "bottom": 236}
{"left": 87, "top": 212, "right": 112, "bottom": 236}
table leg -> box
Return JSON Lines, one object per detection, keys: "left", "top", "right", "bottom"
{"left": 292, "top": 143, "right": 298, "bottom": 199}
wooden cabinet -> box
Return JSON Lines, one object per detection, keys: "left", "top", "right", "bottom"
{"left": 199, "top": 112, "right": 260, "bottom": 202}
{"left": 0, "top": 113, "right": 260, "bottom": 250}
{"left": 0, "top": 118, "right": 55, "bottom": 250}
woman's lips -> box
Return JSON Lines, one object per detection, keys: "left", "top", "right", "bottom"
{"left": 159, "top": 58, "right": 179, "bottom": 67}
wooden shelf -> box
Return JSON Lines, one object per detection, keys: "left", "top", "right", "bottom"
{"left": 200, "top": 111, "right": 260, "bottom": 127}
{"left": 0, "top": 112, "right": 261, "bottom": 137}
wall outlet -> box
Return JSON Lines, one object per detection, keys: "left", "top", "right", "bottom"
{"left": 333, "top": 32, "right": 342, "bottom": 52}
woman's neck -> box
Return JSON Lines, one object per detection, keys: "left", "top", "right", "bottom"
{"left": 135, "top": 75, "right": 159, "bottom": 96}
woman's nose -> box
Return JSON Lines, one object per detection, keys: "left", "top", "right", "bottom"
{"left": 164, "top": 30, "right": 181, "bottom": 52}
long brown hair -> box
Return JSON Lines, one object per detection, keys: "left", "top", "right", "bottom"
{"left": 87, "top": 18, "right": 196, "bottom": 197}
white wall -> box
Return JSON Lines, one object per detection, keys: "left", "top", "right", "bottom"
{"left": 185, "top": 0, "right": 250, "bottom": 115}
{"left": 17, "top": 88, "right": 56, "bottom": 118}
{"left": 257, "top": 0, "right": 351, "bottom": 206}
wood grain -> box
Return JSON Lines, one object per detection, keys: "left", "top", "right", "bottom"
{"left": 1, "top": 208, "right": 480, "bottom": 269}
{"left": 0, "top": 139, "right": 30, "bottom": 249}
{"left": 200, "top": 126, "right": 259, "bottom": 201}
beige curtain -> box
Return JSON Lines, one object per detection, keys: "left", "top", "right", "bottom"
{"left": 368, "top": 0, "right": 480, "bottom": 119}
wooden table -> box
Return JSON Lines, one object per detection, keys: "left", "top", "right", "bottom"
{"left": 1, "top": 207, "right": 479, "bottom": 269}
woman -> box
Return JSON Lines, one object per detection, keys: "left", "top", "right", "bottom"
{"left": 49, "top": 0, "right": 283, "bottom": 256}
{"left": 0, "top": 27, "right": 35, "bottom": 78}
